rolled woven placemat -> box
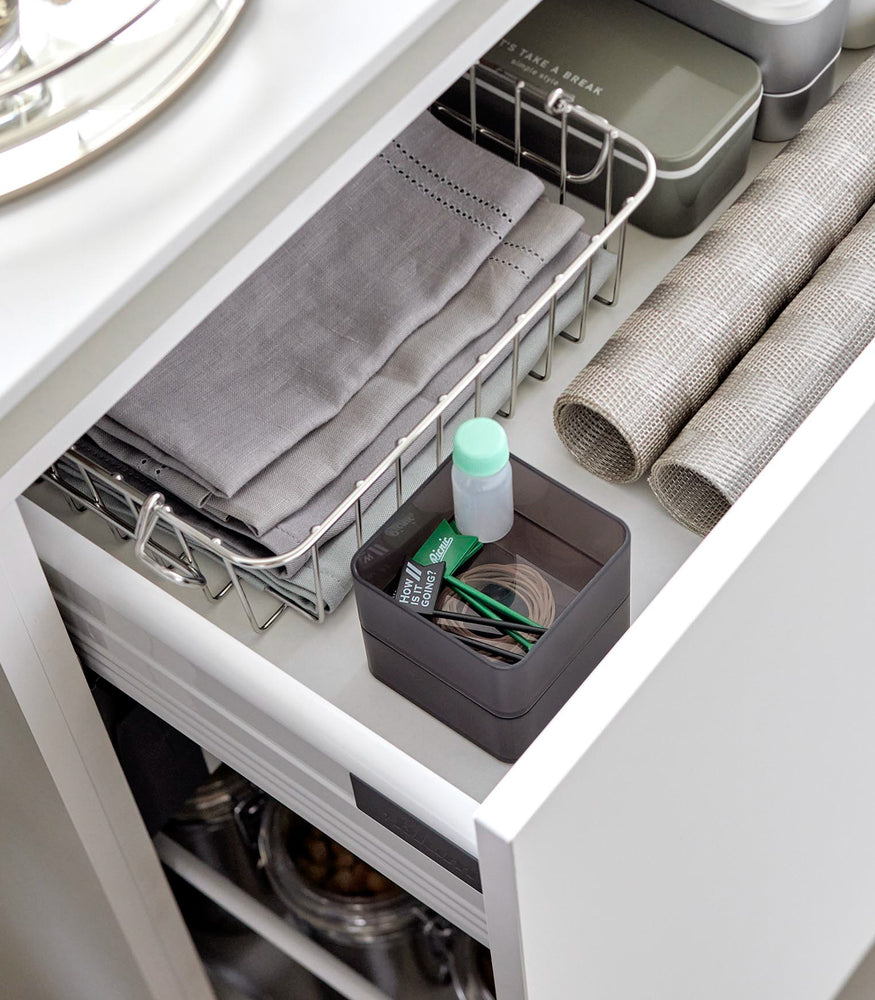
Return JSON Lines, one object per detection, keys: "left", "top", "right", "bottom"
{"left": 648, "top": 201, "right": 875, "bottom": 535}
{"left": 554, "top": 53, "right": 875, "bottom": 483}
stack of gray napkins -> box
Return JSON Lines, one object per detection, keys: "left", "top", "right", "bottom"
{"left": 84, "top": 112, "right": 612, "bottom": 613}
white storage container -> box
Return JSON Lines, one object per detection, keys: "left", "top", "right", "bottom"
{"left": 640, "top": 0, "right": 851, "bottom": 140}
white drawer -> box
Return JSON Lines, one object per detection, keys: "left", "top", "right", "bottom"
{"left": 23, "top": 132, "right": 875, "bottom": 992}
{"left": 19, "top": 112, "right": 725, "bottom": 893}
{"left": 10, "top": 18, "right": 875, "bottom": 996}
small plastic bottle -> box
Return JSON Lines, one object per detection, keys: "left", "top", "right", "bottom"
{"left": 452, "top": 417, "right": 514, "bottom": 543}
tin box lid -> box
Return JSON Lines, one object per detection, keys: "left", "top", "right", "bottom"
{"left": 482, "top": 0, "right": 762, "bottom": 173}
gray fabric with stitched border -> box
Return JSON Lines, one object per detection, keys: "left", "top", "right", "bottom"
{"left": 103, "top": 112, "right": 543, "bottom": 497}
{"left": 72, "top": 247, "right": 612, "bottom": 614}
{"left": 89, "top": 230, "right": 603, "bottom": 562}
{"left": 91, "top": 197, "right": 584, "bottom": 535}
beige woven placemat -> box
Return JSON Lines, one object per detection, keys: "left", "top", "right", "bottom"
{"left": 649, "top": 201, "right": 875, "bottom": 534}
{"left": 554, "top": 53, "right": 875, "bottom": 483}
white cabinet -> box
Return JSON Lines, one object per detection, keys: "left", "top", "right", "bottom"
{"left": 2, "top": 3, "right": 875, "bottom": 998}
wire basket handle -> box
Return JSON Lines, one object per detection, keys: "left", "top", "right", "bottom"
{"left": 134, "top": 492, "right": 207, "bottom": 587}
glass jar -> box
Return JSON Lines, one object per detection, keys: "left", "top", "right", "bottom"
{"left": 165, "top": 765, "right": 267, "bottom": 933}
{"left": 258, "top": 801, "right": 451, "bottom": 999}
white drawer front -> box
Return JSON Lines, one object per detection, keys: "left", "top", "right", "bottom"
{"left": 477, "top": 338, "right": 875, "bottom": 1000}
{"left": 22, "top": 494, "right": 492, "bottom": 942}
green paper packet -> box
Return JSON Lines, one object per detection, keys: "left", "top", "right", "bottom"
{"left": 412, "top": 520, "right": 535, "bottom": 652}
{"left": 413, "top": 519, "right": 481, "bottom": 575}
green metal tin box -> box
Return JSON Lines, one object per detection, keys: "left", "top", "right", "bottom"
{"left": 441, "top": 0, "right": 762, "bottom": 237}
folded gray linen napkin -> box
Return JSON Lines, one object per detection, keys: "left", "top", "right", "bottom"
{"left": 68, "top": 251, "right": 609, "bottom": 615}
{"left": 89, "top": 223, "right": 600, "bottom": 559}
{"left": 256, "top": 232, "right": 606, "bottom": 566}
{"left": 554, "top": 53, "right": 875, "bottom": 484}
{"left": 249, "top": 255, "right": 611, "bottom": 613}
{"left": 70, "top": 246, "right": 613, "bottom": 614}
{"left": 91, "top": 197, "right": 584, "bottom": 535}
{"left": 649, "top": 201, "right": 875, "bottom": 535}
{"left": 103, "top": 112, "right": 544, "bottom": 498}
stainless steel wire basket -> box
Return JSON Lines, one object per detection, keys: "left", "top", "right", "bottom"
{"left": 39, "top": 61, "right": 656, "bottom": 632}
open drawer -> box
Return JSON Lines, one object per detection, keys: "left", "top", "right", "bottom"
{"left": 10, "top": 15, "right": 875, "bottom": 999}
{"left": 21, "top": 117, "right": 875, "bottom": 997}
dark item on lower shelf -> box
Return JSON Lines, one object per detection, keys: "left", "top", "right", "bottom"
{"left": 86, "top": 671, "right": 209, "bottom": 836}
{"left": 195, "top": 925, "right": 323, "bottom": 1000}
{"left": 351, "top": 455, "right": 630, "bottom": 761}
{"left": 164, "top": 765, "right": 270, "bottom": 934}
{"left": 450, "top": 934, "right": 496, "bottom": 1000}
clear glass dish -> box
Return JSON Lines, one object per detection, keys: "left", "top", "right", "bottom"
{"left": 0, "top": 0, "right": 246, "bottom": 202}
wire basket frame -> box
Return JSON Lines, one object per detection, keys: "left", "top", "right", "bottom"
{"left": 39, "top": 66, "right": 656, "bottom": 632}
{"left": 434, "top": 63, "right": 633, "bottom": 310}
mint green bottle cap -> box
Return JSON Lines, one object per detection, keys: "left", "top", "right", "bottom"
{"left": 452, "top": 418, "right": 509, "bottom": 477}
